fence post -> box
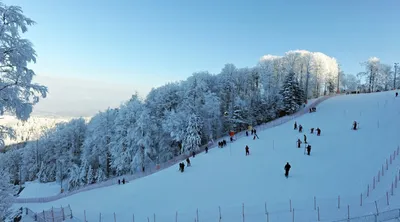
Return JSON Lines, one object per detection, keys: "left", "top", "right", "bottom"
{"left": 289, "top": 199, "right": 292, "bottom": 212}
{"left": 375, "top": 201, "right": 379, "bottom": 215}
{"left": 392, "top": 182, "right": 394, "bottom": 195}
{"left": 292, "top": 208, "right": 295, "bottom": 222}
{"left": 360, "top": 193, "right": 363, "bottom": 206}
{"left": 338, "top": 195, "right": 340, "bottom": 209}
{"left": 373, "top": 176, "right": 375, "bottom": 189}
{"left": 196, "top": 209, "right": 199, "bottom": 222}
{"left": 378, "top": 171, "right": 380, "bottom": 182}
{"left": 242, "top": 203, "right": 245, "bottom": 222}
{"left": 314, "top": 196, "right": 316, "bottom": 210}
{"left": 386, "top": 192, "right": 389, "bottom": 205}
{"left": 264, "top": 202, "right": 267, "bottom": 214}
{"left": 317, "top": 207, "right": 320, "bottom": 221}
{"left": 347, "top": 205, "right": 350, "bottom": 219}
{"left": 219, "top": 206, "right": 222, "bottom": 222}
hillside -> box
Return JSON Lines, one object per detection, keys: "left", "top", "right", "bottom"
{"left": 15, "top": 91, "right": 400, "bottom": 221}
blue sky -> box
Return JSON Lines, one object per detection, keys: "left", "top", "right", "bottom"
{"left": 4, "top": 0, "right": 400, "bottom": 96}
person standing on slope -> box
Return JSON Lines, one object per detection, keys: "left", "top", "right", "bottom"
{"left": 299, "top": 125, "right": 303, "bottom": 133}
{"left": 310, "top": 128, "right": 314, "bottom": 134}
{"left": 284, "top": 162, "right": 291, "bottom": 178}
{"left": 304, "top": 134, "right": 307, "bottom": 144}
{"left": 353, "top": 121, "right": 358, "bottom": 130}
{"left": 245, "top": 145, "right": 250, "bottom": 155}
{"left": 294, "top": 122, "right": 297, "bottom": 130}
{"left": 316, "top": 128, "right": 321, "bottom": 136}
{"left": 306, "top": 145, "right": 311, "bottom": 155}
{"left": 205, "top": 146, "right": 208, "bottom": 153}
{"left": 396, "top": 92, "right": 398, "bottom": 97}
{"left": 297, "top": 139, "right": 302, "bottom": 148}
{"left": 186, "top": 157, "right": 191, "bottom": 167}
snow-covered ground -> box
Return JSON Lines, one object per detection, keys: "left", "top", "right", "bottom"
{"left": 14, "top": 91, "right": 400, "bottom": 222}
{"left": 19, "top": 181, "right": 62, "bottom": 199}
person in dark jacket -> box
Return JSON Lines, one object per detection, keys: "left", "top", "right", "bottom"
{"left": 294, "top": 122, "right": 297, "bottom": 130}
{"left": 316, "top": 128, "right": 321, "bottom": 136}
{"left": 299, "top": 125, "right": 303, "bottom": 133}
{"left": 246, "top": 131, "right": 249, "bottom": 136}
{"left": 245, "top": 145, "right": 250, "bottom": 156}
{"left": 122, "top": 178, "right": 125, "bottom": 184}
{"left": 310, "top": 128, "right": 314, "bottom": 134}
{"left": 304, "top": 134, "right": 307, "bottom": 144}
{"left": 297, "top": 139, "right": 302, "bottom": 148}
{"left": 396, "top": 92, "right": 398, "bottom": 97}
{"left": 284, "top": 162, "right": 291, "bottom": 178}
{"left": 205, "top": 146, "right": 208, "bottom": 153}
{"left": 353, "top": 121, "right": 357, "bottom": 130}
{"left": 118, "top": 179, "right": 121, "bottom": 185}
{"left": 192, "top": 151, "right": 196, "bottom": 158}
{"left": 186, "top": 158, "right": 191, "bottom": 167}
{"left": 306, "top": 145, "right": 311, "bottom": 155}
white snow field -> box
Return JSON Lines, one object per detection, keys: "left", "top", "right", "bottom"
{"left": 19, "top": 181, "right": 62, "bottom": 199}
{"left": 14, "top": 91, "right": 400, "bottom": 222}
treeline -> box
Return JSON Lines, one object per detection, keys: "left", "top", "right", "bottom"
{"left": 0, "top": 50, "right": 341, "bottom": 191}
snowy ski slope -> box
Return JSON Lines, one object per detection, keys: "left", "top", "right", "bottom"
{"left": 15, "top": 91, "right": 400, "bottom": 221}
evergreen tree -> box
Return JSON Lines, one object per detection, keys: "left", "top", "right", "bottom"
{"left": 182, "top": 114, "right": 203, "bottom": 154}
{"left": 279, "top": 72, "right": 304, "bottom": 115}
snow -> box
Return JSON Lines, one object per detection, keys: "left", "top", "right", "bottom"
{"left": 14, "top": 91, "right": 400, "bottom": 221}
{"left": 19, "top": 181, "right": 61, "bottom": 198}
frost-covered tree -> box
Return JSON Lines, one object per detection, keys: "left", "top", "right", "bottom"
{"left": 0, "top": 168, "right": 13, "bottom": 220}
{"left": 279, "top": 72, "right": 304, "bottom": 115}
{"left": 0, "top": 2, "right": 47, "bottom": 148}
{"left": 182, "top": 114, "right": 202, "bottom": 154}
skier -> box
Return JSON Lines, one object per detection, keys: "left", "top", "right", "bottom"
{"left": 179, "top": 163, "right": 183, "bottom": 172}
{"left": 254, "top": 128, "right": 257, "bottom": 134}
{"left": 306, "top": 145, "right": 311, "bottom": 155}
{"left": 353, "top": 121, "right": 357, "bottom": 130}
{"left": 118, "top": 179, "right": 121, "bottom": 185}
{"left": 396, "top": 92, "right": 398, "bottom": 97}
{"left": 284, "top": 162, "right": 291, "bottom": 178}
{"left": 310, "top": 128, "right": 314, "bottom": 134}
{"left": 205, "top": 146, "right": 208, "bottom": 153}
{"left": 186, "top": 158, "right": 191, "bottom": 167}
{"left": 246, "top": 131, "right": 249, "bottom": 136}
{"left": 316, "top": 128, "right": 321, "bottom": 136}
{"left": 297, "top": 139, "right": 302, "bottom": 148}
{"left": 245, "top": 145, "right": 250, "bottom": 156}
{"left": 192, "top": 151, "right": 196, "bottom": 158}
{"left": 304, "top": 134, "right": 307, "bottom": 144}
{"left": 230, "top": 136, "right": 233, "bottom": 142}
{"left": 294, "top": 122, "right": 297, "bottom": 130}
{"left": 251, "top": 129, "right": 254, "bottom": 135}
{"left": 299, "top": 125, "right": 303, "bottom": 133}
{"left": 122, "top": 178, "right": 125, "bottom": 184}
{"left": 223, "top": 140, "right": 227, "bottom": 146}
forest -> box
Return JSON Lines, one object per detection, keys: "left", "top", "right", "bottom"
{"left": 1, "top": 49, "right": 397, "bottom": 196}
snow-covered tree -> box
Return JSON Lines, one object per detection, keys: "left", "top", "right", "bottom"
{"left": 182, "top": 114, "right": 202, "bottom": 154}
{"left": 0, "top": 168, "right": 13, "bottom": 220}
{"left": 279, "top": 72, "right": 304, "bottom": 115}
{"left": 0, "top": 2, "right": 47, "bottom": 148}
